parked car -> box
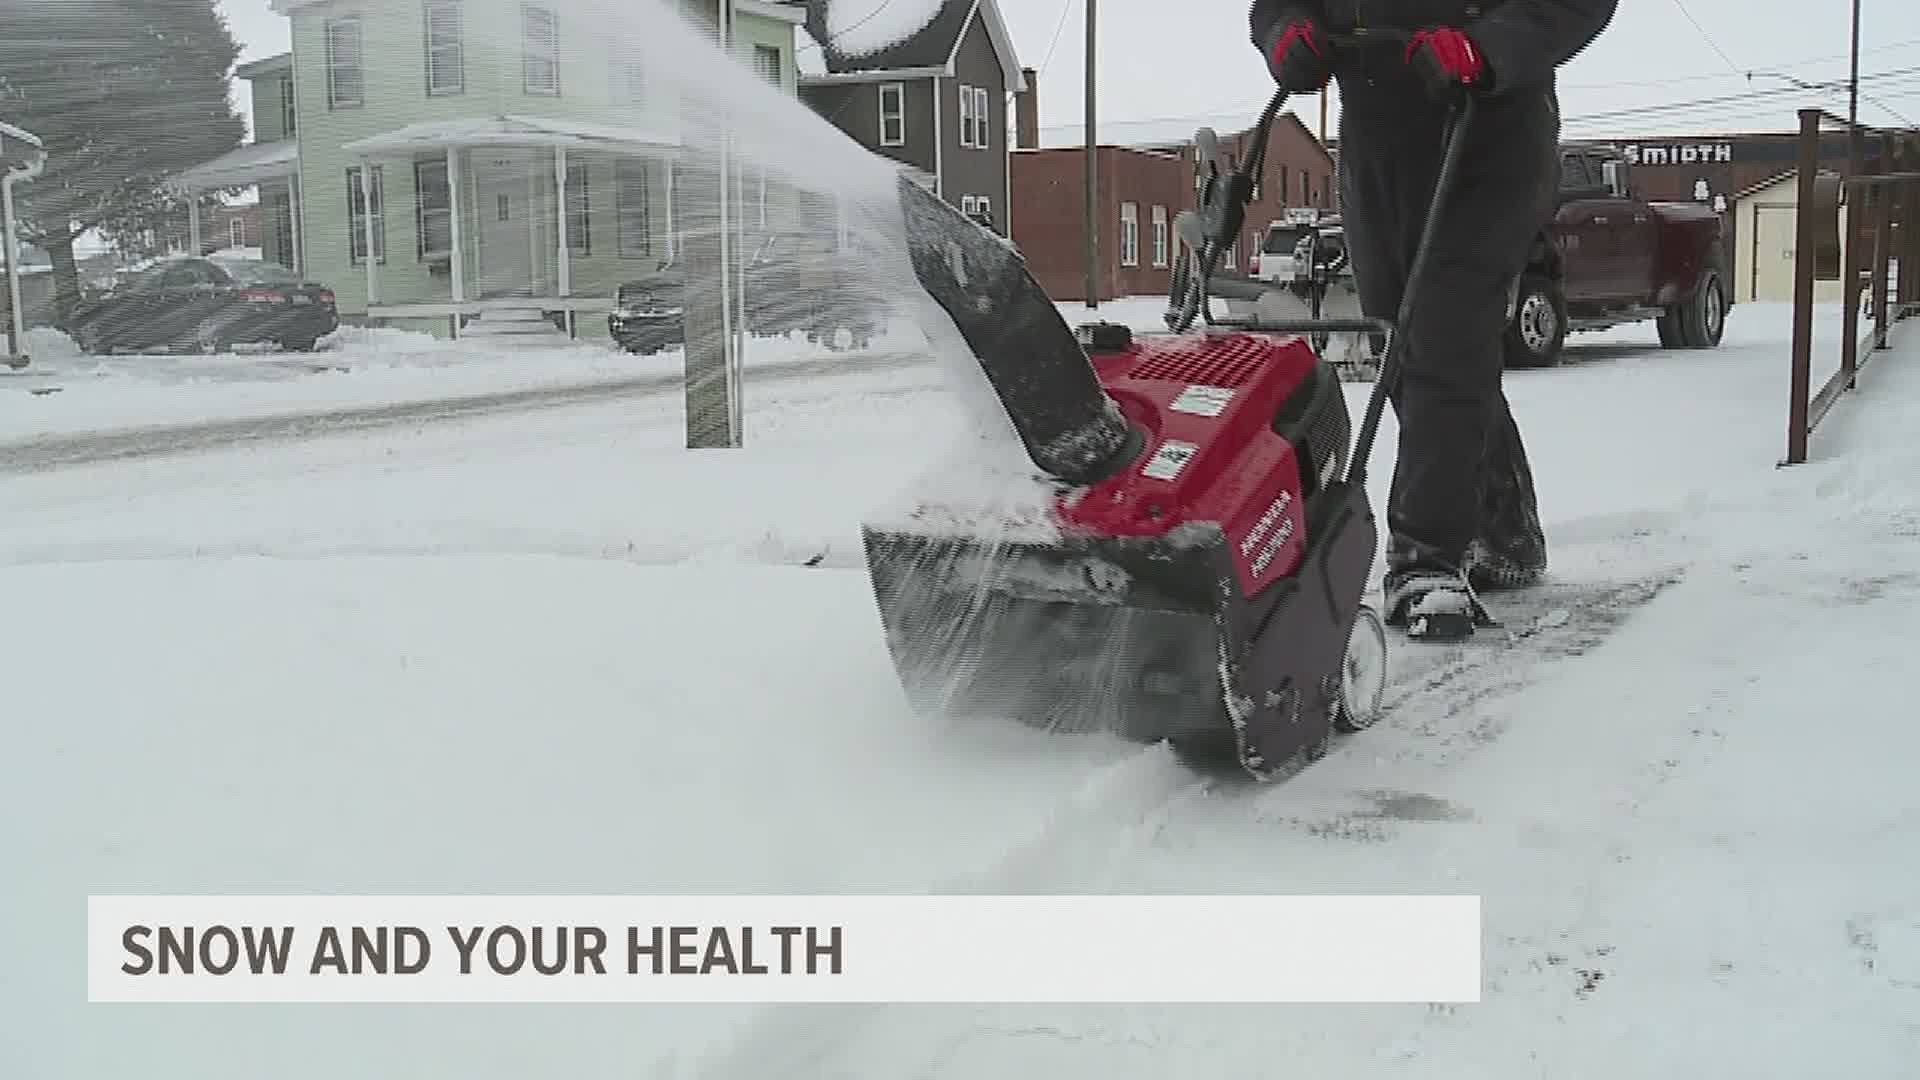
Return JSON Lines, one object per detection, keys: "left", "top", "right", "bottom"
{"left": 67, "top": 255, "right": 338, "bottom": 354}
{"left": 1505, "top": 145, "right": 1731, "bottom": 367}
{"left": 608, "top": 263, "right": 685, "bottom": 357}
{"left": 608, "top": 236, "right": 881, "bottom": 356}
{"left": 1248, "top": 210, "right": 1333, "bottom": 284}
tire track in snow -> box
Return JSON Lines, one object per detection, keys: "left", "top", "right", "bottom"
{"left": 686, "top": 555, "right": 1698, "bottom": 1078}
{"left": 0, "top": 349, "right": 928, "bottom": 474}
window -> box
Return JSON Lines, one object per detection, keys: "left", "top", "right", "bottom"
{"left": 229, "top": 218, "right": 246, "bottom": 249}
{"left": 279, "top": 77, "right": 296, "bottom": 136}
{"left": 616, "top": 159, "right": 652, "bottom": 258}
{"left": 325, "top": 17, "right": 363, "bottom": 108}
{"left": 879, "top": 83, "right": 905, "bottom": 147}
{"left": 523, "top": 4, "right": 560, "bottom": 95}
{"left": 958, "top": 85, "right": 991, "bottom": 149}
{"left": 1279, "top": 165, "right": 1289, "bottom": 206}
{"left": 565, "top": 162, "right": 591, "bottom": 254}
{"left": 1151, "top": 205, "right": 1168, "bottom": 268}
{"left": 612, "top": 44, "right": 645, "bottom": 104}
{"left": 269, "top": 189, "right": 296, "bottom": 268}
{"left": 346, "top": 165, "right": 385, "bottom": 264}
{"left": 425, "top": 0, "right": 465, "bottom": 96}
{"left": 415, "top": 158, "right": 452, "bottom": 258}
{"left": 1300, "top": 171, "right": 1309, "bottom": 205}
{"left": 1119, "top": 202, "right": 1139, "bottom": 267}
{"left": 752, "top": 44, "right": 781, "bottom": 85}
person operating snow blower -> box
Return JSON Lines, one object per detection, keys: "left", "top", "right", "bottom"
{"left": 1249, "top": 0, "right": 1616, "bottom": 641}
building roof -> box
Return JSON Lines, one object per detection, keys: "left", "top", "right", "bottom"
{"left": 236, "top": 52, "right": 292, "bottom": 80}
{"left": 340, "top": 115, "right": 680, "bottom": 157}
{"left": 801, "top": 0, "right": 1025, "bottom": 92}
{"left": 1728, "top": 168, "right": 1811, "bottom": 203}
{"left": 171, "top": 140, "right": 298, "bottom": 192}
{"left": 1039, "top": 110, "right": 1332, "bottom": 162}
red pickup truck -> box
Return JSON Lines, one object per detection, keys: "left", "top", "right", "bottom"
{"left": 1505, "top": 144, "right": 1733, "bottom": 367}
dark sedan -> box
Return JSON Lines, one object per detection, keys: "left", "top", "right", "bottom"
{"left": 69, "top": 256, "right": 339, "bottom": 354}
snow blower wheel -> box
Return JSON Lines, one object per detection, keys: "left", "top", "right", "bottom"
{"left": 1332, "top": 605, "right": 1388, "bottom": 733}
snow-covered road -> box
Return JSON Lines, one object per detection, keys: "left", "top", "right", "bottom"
{"left": 5, "top": 303, "right": 1918, "bottom": 1078}
{"left": 0, "top": 348, "right": 926, "bottom": 474}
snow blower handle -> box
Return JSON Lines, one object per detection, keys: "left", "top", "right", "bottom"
{"left": 1344, "top": 90, "right": 1478, "bottom": 487}
{"left": 1163, "top": 92, "right": 1293, "bottom": 333}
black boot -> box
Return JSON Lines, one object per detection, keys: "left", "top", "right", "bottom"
{"left": 1383, "top": 540, "right": 1497, "bottom": 643}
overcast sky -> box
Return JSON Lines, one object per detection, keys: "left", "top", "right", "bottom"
{"left": 216, "top": 0, "right": 1920, "bottom": 144}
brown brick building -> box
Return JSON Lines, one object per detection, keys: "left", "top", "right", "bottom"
{"left": 1011, "top": 109, "right": 1337, "bottom": 303}
{"left": 1011, "top": 145, "right": 1189, "bottom": 301}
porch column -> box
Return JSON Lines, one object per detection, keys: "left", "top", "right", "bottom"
{"left": 289, "top": 172, "right": 305, "bottom": 275}
{"left": 447, "top": 144, "right": 465, "bottom": 339}
{"left": 665, "top": 160, "right": 675, "bottom": 259}
{"left": 188, "top": 195, "right": 202, "bottom": 254}
{"left": 554, "top": 145, "right": 573, "bottom": 337}
{"left": 358, "top": 159, "right": 379, "bottom": 308}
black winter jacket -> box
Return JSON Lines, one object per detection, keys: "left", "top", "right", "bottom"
{"left": 1248, "top": 0, "right": 1617, "bottom": 96}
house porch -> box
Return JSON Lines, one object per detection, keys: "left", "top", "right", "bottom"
{"left": 339, "top": 116, "right": 685, "bottom": 341}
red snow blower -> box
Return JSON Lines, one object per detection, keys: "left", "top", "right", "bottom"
{"left": 863, "top": 85, "right": 1476, "bottom": 782}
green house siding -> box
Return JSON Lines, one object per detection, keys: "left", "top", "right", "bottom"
{"left": 278, "top": 0, "right": 797, "bottom": 329}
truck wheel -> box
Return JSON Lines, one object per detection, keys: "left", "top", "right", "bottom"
{"left": 1673, "top": 264, "right": 1728, "bottom": 348}
{"left": 1504, "top": 274, "right": 1567, "bottom": 369}
{"left": 1656, "top": 308, "right": 1684, "bottom": 347}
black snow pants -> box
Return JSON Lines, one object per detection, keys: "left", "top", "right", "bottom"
{"left": 1334, "top": 58, "right": 1559, "bottom": 575}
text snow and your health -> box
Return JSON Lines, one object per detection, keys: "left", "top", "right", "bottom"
{"left": 119, "top": 922, "right": 844, "bottom": 978}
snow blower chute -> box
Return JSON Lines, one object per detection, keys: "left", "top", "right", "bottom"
{"left": 863, "top": 87, "right": 1477, "bottom": 782}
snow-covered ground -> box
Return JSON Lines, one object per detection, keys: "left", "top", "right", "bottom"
{"left": 5, "top": 301, "right": 1918, "bottom": 1077}
{"left": 0, "top": 316, "right": 926, "bottom": 442}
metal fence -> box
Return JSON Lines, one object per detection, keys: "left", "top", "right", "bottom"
{"left": 1784, "top": 107, "right": 1920, "bottom": 465}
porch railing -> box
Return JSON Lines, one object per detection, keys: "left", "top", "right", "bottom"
{"left": 1784, "top": 107, "right": 1920, "bottom": 465}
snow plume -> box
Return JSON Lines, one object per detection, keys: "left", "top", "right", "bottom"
{"left": 539, "top": 0, "right": 1060, "bottom": 533}
{"left": 510, "top": 0, "right": 1037, "bottom": 456}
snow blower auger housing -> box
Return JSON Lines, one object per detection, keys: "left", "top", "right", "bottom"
{"left": 863, "top": 87, "right": 1477, "bottom": 782}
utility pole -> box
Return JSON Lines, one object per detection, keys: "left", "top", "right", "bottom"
{"left": 684, "top": 0, "right": 743, "bottom": 449}
{"left": 1083, "top": 0, "right": 1098, "bottom": 309}
{"left": 1848, "top": 0, "right": 1863, "bottom": 176}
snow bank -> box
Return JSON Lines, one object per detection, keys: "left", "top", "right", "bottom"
{"left": 0, "top": 315, "right": 930, "bottom": 442}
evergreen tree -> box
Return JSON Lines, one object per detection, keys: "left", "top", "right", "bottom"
{"left": 0, "top": 0, "right": 245, "bottom": 321}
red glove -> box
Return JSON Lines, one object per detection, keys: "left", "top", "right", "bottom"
{"left": 1260, "top": 19, "right": 1331, "bottom": 92}
{"left": 1407, "top": 27, "right": 1485, "bottom": 94}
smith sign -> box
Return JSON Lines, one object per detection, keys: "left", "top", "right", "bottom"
{"left": 1622, "top": 143, "right": 1735, "bottom": 166}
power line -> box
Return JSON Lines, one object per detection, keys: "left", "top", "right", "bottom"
{"left": 1666, "top": 0, "right": 1743, "bottom": 76}
{"left": 1036, "top": 0, "right": 1076, "bottom": 77}
{"left": 1562, "top": 35, "right": 1920, "bottom": 90}
{"left": 1563, "top": 64, "right": 1920, "bottom": 126}
{"left": 795, "top": 0, "right": 901, "bottom": 54}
